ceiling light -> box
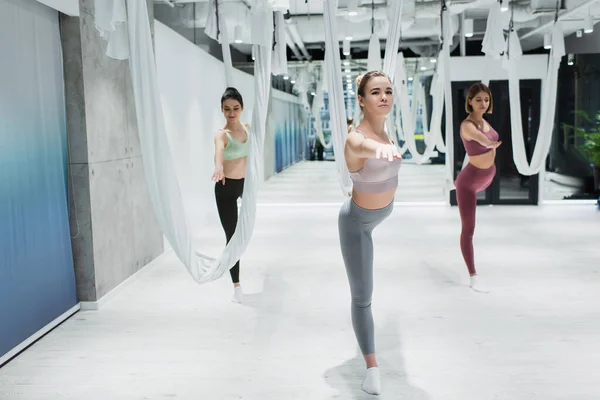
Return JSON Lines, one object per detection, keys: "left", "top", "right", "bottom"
{"left": 500, "top": 0, "right": 509, "bottom": 12}
{"left": 343, "top": 39, "right": 351, "bottom": 56}
{"left": 567, "top": 53, "right": 574, "bottom": 66}
{"left": 291, "top": 80, "right": 296, "bottom": 84}
{"left": 584, "top": 15, "right": 594, "bottom": 34}
{"left": 408, "top": 77, "right": 413, "bottom": 81}
{"left": 347, "top": 0, "right": 359, "bottom": 16}
{"left": 343, "top": 60, "right": 350, "bottom": 66}
{"left": 283, "top": 75, "right": 289, "bottom": 80}
{"left": 544, "top": 32, "right": 552, "bottom": 49}
{"left": 420, "top": 66, "right": 426, "bottom": 71}
{"left": 311, "top": 91, "right": 316, "bottom": 96}
{"left": 345, "top": 35, "right": 353, "bottom": 41}
{"left": 430, "top": 58, "right": 437, "bottom": 63}
{"left": 345, "top": 68, "right": 351, "bottom": 73}
{"left": 234, "top": 25, "right": 243, "bottom": 43}
{"left": 464, "top": 19, "right": 474, "bottom": 38}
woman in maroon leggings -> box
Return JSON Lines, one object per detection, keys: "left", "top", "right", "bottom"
{"left": 455, "top": 83, "right": 502, "bottom": 293}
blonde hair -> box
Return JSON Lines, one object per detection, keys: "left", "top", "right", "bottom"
{"left": 356, "top": 71, "right": 391, "bottom": 110}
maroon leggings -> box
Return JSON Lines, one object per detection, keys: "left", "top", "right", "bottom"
{"left": 455, "top": 163, "right": 496, "bottom": 276}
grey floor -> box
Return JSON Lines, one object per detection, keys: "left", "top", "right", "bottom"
{"left": 1, "top": 161, "right": 599, "bottom": 399}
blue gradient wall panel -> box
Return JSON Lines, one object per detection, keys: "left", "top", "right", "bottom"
{"left": 273, "top": 98, "right": 306, "bottom": 173}
{"left": 0, "top": 0, "right": 77, "bottom": 360}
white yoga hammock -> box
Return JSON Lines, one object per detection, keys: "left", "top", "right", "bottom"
{"left": 394, "top": 54, "right": 439, "bottom": 164}
{"left": 322, "top": 0, "right": 405, "bottom": 195}
{"left": 323, "top": 0, "right": 353, "bottom": 196}
{"left": 204, "top": 0, "right": 234, "bottom": 86}
{"left": 381, "top": 0, "right": 404, "bottom": 80}
{"left": 480, "top": 2, "right": 506, "bottom": 86}
{"left": 392, "top": 8, "right": 454, "bottom": 176}
{"left": 478, "top": 3, "right": 564, "bottom": 176}
{"left": 311, "top": 77, "right": 334, "bottom": 149}
{"left": 505, "top": 24, "right": 565, "bottom": 175}
{"left": 294, "top": 66, "right": 332, "bottom": 149}
{"left": 441, "top": 8, "right": 456, "bottom": 190}
{"left": 271, "top": 10, "right": 288, "bottom": 76}
{"left": 367, "top": 33, "right": 382, "bottom": 71}
{"left": 428, "top": 56, "right": 448, "bottom": 154}
{"left": 94, "top": 0, "right": 283, "bottom": 284}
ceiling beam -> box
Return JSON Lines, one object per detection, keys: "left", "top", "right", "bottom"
{"left": 519, "top": 0, "right": 600, "bottom": 40}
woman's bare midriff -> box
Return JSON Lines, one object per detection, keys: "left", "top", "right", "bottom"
{"left": 351, "top": 188, "right": 396, "bottom": 210}
{"left": 223, "top": 157, "right": 247, "bottom": 179}
{"left": 468, "top": 149, "right": 496, "bottom": 169}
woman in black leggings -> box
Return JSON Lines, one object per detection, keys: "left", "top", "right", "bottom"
{"left": 211, "top": 87, "right": 250, "bottom": 303}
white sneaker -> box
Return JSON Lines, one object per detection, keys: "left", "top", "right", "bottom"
{"left": 362, "top": 367, "right": 381, "bottom": 395}
{"left": 470, "top": 275, "right": 490, "bottom": 293}
{"left": 231, "top": 286, "right": 243, "bottom": 303}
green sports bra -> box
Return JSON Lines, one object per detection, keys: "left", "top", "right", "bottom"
{"left": 222, "top": 124, "right": 249, "bottom": 161}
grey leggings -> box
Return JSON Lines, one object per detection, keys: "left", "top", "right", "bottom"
{"left": 338, "top": 198, "right": 394, "bottom": 355}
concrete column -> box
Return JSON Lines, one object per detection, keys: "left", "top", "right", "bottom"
{"left": 61, "top": 0, "right": 163, "bottom": 303}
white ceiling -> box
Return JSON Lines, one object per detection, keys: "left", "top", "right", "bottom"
{"left": 36, "top": 0, "right": 79, "bottom": 16}
{"left": 37, "top": 0, "right": 600, "bottom": 58}
{"left": 157, "top": 0, "right": 600, "bottom": 56}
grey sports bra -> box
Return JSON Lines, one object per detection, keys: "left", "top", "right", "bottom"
{"left": 349, "top": 129, "right": 402, "bottom": 193}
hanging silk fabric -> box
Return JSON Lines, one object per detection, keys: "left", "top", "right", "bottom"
{"left": 428, "top": 53, "right": 447, "bottom": 154}
{"left": 381, "top": 0, "right": 403, "bottom": 142}
{"left": 394, "top": 54, "right": 438, "bottom": 164}
{"left": 294, "top": 67, "right": 332, "bottom": 149}
{"left": 205, "top": 0, "right": 234, "bottom": 86}
{"left": 441, "top": 7, "right": 456, "bottom": 190}
{"left": 312, "top": 77, "right": 334, "bottom": 149}
{"left": 94, "top": 0, "right": 130, "bottom": 60}
{"left": 393, "top": 98, "right": 409, "bottom": 156}
{"left": 271, "top": 11, "right": 288, "bottom": 76}
{"left": 366, "top": 0, "right": 381, "bottom": 72}
{"left": 480, "top": 2, "right": 506, "bottom": 86}
{"left": 505, "top": 24, "right": 564, "bottom": 175}
{"left": 384, "top": 0, "right": 444, "bottom": 164}
{"left": 367, "top": 33, "right": 382, "bottom": 71}
{"left": 322, "top": 0, "right": 352, "bottom": 196}
{"left": 94, "top": 0, "right": 281, "bottom": 284}
{"left": 358, "top": 6, "right": 385, "bottom": 128}
{"left": 414, "top": 76, "right": 430, "bottom": 141}
{"left": 381, "top": 0, "right": 404, "bottom": 80}
{"left": 322, "top": 0, "right": 405, "bottom": 195}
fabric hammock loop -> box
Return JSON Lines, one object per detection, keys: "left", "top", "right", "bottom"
{"left": 215, "top": 0, "right": 221, "bottom": 40}
{"left": 94, "top": 0, "right": 279, "bottom": 284}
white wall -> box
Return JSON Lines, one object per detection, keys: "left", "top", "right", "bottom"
{"left": 36, "top": 0, "right": 78, "bottom": 16}
{"left": 155, "top": 21, "right": 257, "bottom": 238}
{"left": 154, "top": 21, "right": 306, "bottom": 240}
{"left": 450, "top": 55, "right": 549, "bottom": 84}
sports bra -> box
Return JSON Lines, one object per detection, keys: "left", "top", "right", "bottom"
{"left": 222, "top": 124, "right": 249, "bottom": 161}
{"left": 460, "top": 119, "right": 499, "bottom": 157}
{"left": 349, "top": 129, "right": 402, "bottom": 193}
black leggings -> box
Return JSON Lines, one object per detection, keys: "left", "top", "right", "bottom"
{"left": 215, "top": 178, "right": 244, "bottom": 283}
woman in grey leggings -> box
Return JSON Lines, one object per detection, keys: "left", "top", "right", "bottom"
{"left": 339, "top": 71, "right": 402, "bottom": 395}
